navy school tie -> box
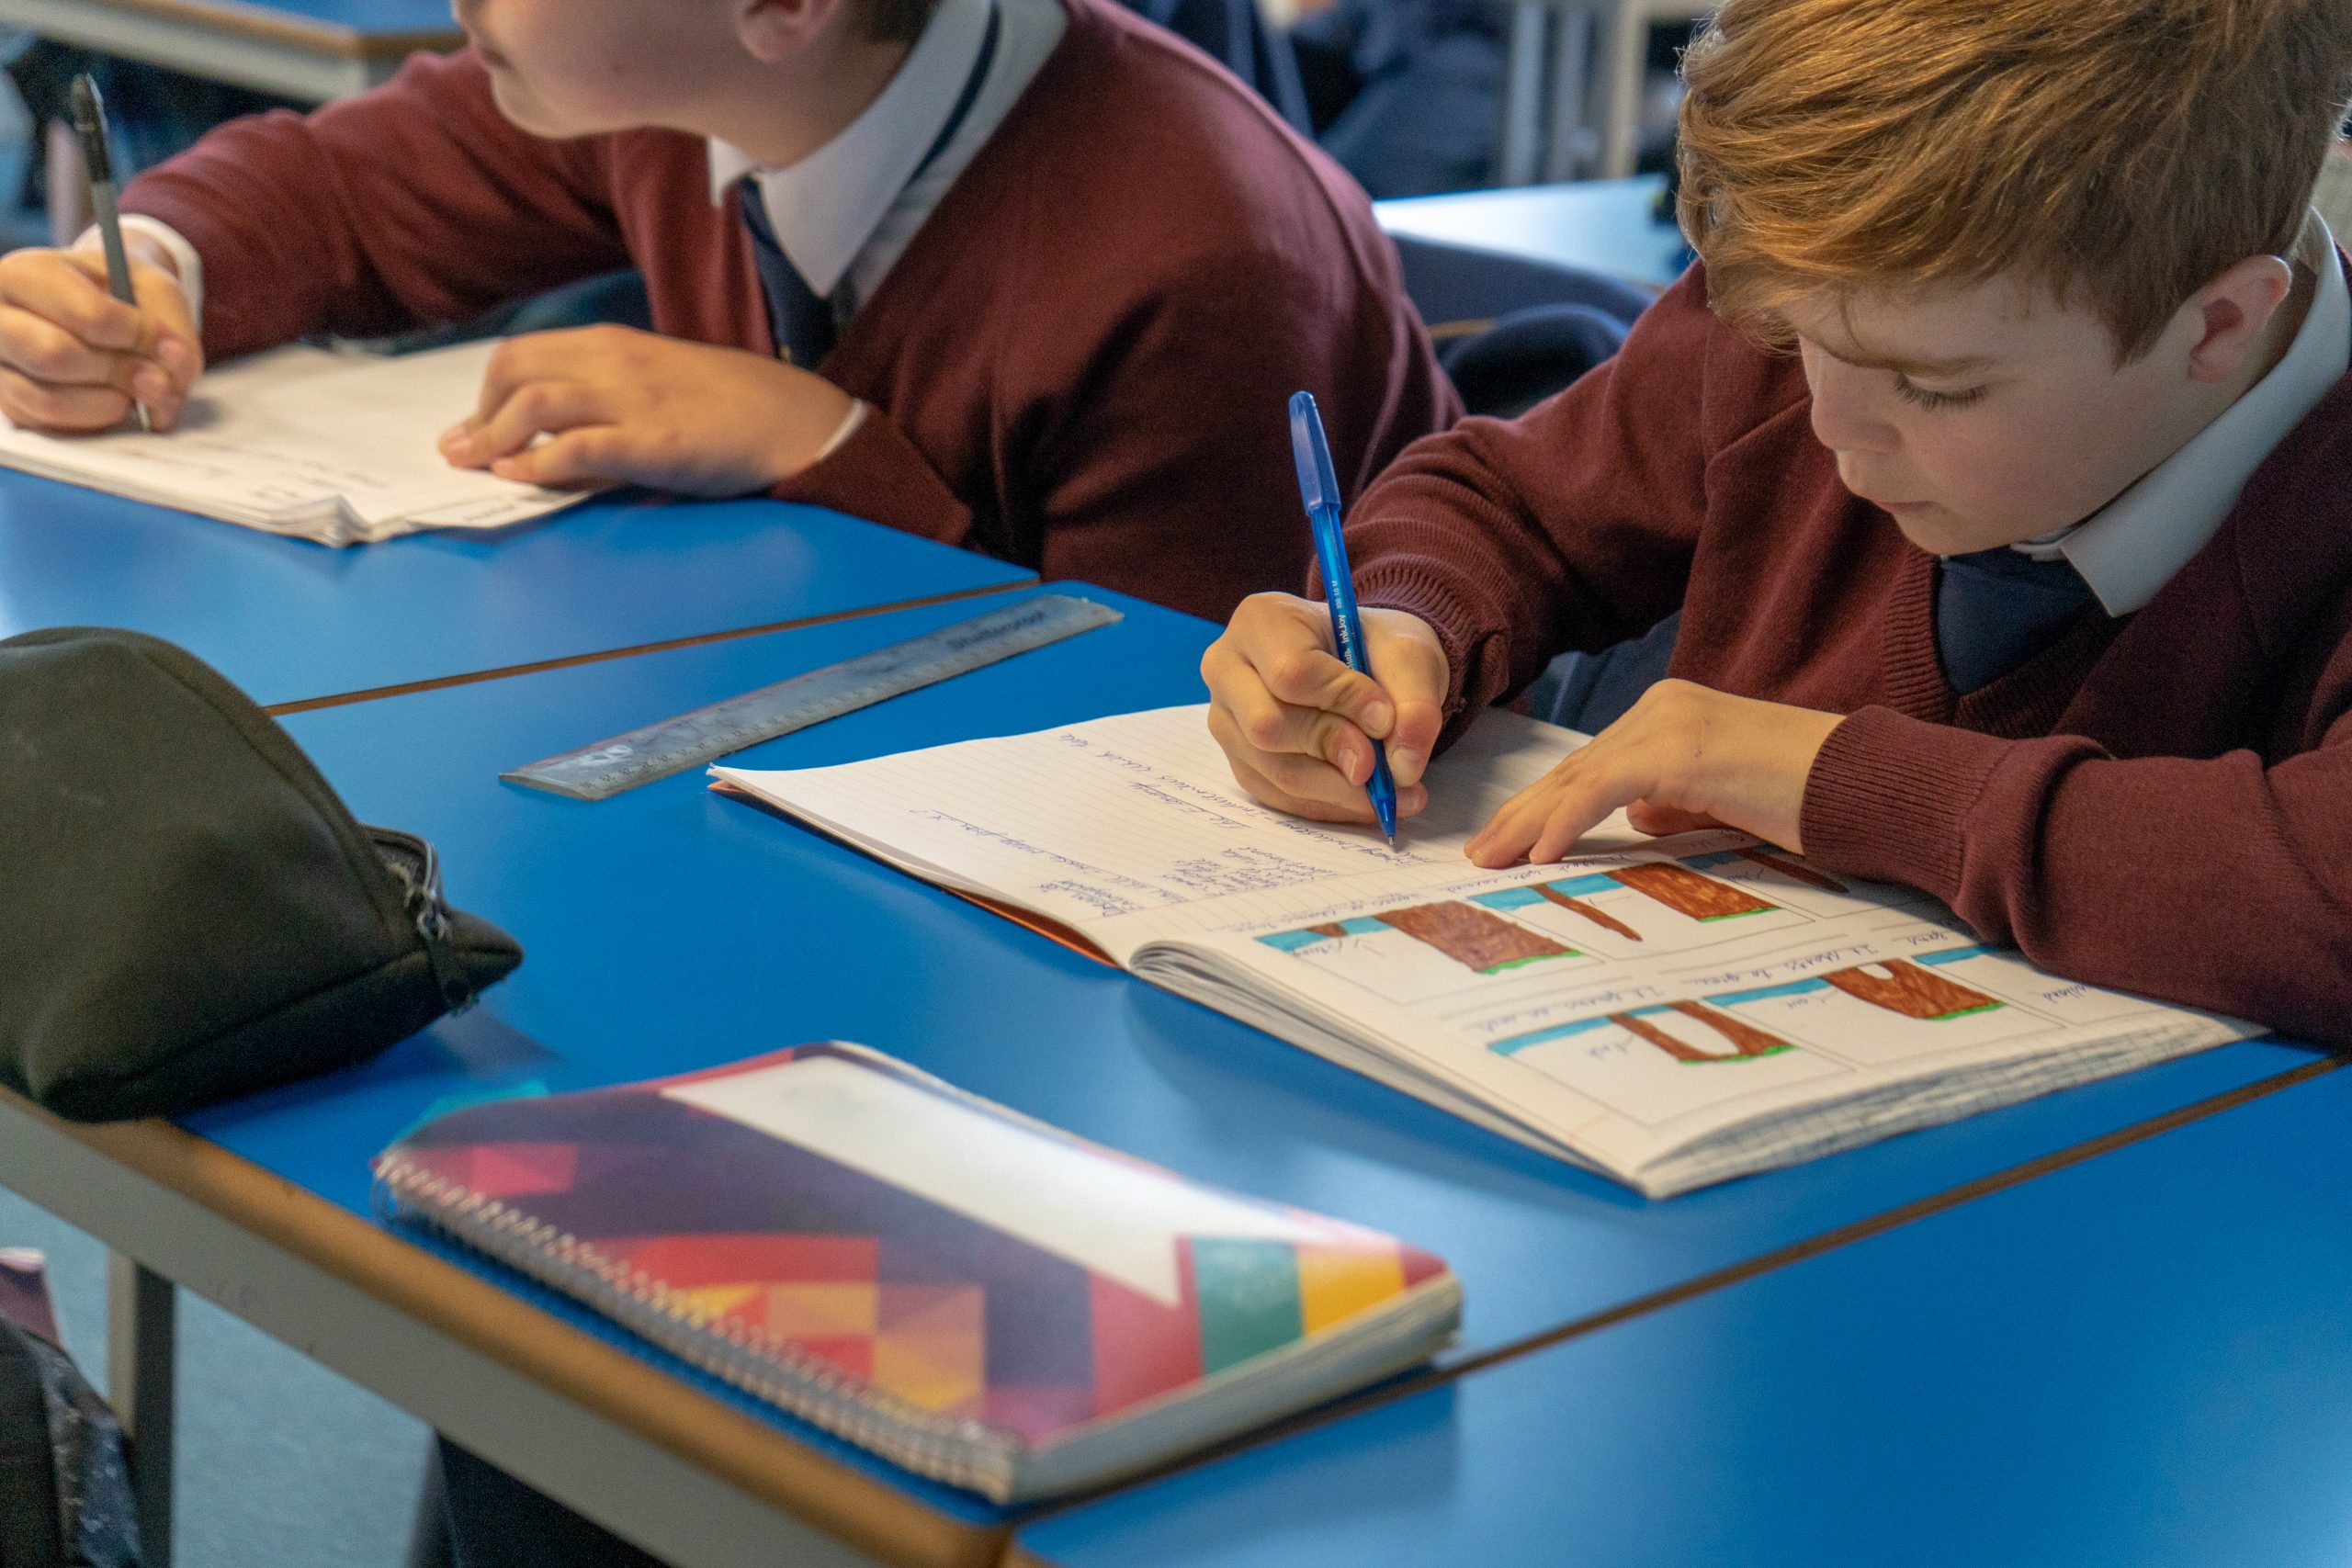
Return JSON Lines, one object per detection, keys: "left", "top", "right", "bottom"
{"left": 734, "top": 0, "right": 1003, "bottom": 370}
{"left": 738, "top": 181, "right": 840, "bottom": 370}
{"left": 1932, "top": 546, "right": 2102, "bottom": 695}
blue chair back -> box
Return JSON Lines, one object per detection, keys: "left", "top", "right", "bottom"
{"left": 1388, "top": 232, "right": 1655, "bottom": 335}
{"left": 1125, "top": 0, "right": 1313, "bottom": 132}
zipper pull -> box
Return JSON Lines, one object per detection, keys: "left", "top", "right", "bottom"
{"left": 372, "top": 828, "right": 476, "bottom": 1011}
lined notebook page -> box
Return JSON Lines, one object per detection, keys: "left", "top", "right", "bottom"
{"left": 0, "top": 340, "right": 585, "bottom": 542}
{"left": 717, "top": 705, "right": 1651, "bottom": 961}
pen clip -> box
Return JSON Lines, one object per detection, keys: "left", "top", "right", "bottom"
{"left": 1288, "top": 390, "right": 1343, "bottom": 521}
{"left": 68, "top": 74, "right": 114, "bottom": 185}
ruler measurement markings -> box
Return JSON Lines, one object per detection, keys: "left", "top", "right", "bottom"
{"left": 501, "top": 595, "right": 1123, "bottom": 800}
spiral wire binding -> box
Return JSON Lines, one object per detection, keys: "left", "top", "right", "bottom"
{"left": 373, "top": 1156, "right": 1020, "bottom": 1496}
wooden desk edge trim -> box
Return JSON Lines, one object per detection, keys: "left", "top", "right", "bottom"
{"left": 28, "top": 1101, "right": 1008, "bottom": 1568}
{"left": 263, "top": 578, "right": 1041, "bottom": 716}
{"left": 57, "top": 0, "right": 461, "bottom": 59}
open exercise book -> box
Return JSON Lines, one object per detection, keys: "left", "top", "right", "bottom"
{"left": 0, "top": 340, "right": 586, "bottom": 544}
{"left": 715, "top": 706, "right": 2259, "bottom": 1198}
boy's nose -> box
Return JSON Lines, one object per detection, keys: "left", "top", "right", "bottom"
{"left": 1806, "top": 366, "right": 1899, "bottom": 456}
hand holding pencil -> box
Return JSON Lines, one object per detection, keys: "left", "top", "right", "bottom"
{"left": 0, "top": 78, "right": 202, "bottom": 434}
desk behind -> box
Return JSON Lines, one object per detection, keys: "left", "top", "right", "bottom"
{"left": 1375, "top": 175, "right": 1690, "bottom": 292}
{"left": 0, "top": 476, "right": 1033, "bottom": 708}
{"left": 1012, "top": 1054, "right": 2352, "bottom": 1568}
{"left": 0, "top": 0, "right": 459, "bottom": 100}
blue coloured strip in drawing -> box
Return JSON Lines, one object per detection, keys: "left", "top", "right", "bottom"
{"left": 1548, "top": 873, "right": 1621, "bottom": 897}
{"left": 1916, "top": 944, "right": 1996, "bottom": 966}
{"left": 1258, "top": 929, "right": 1332, "bottom": 953}
{"left": 1681, "top": 851, "right": 1745, "bottom": 871}
{"left": 1705, "top": 976, "right": 1832, "bottom": 1008}
{"left": 1257, "top": 917, "right": 1390, "bottom": 953}
{"left": 1490, "top": 1014, "right": 1622, "bottom": 1055}
{"left": 1471, "top": 886, "right": 1547, "bottom": 910}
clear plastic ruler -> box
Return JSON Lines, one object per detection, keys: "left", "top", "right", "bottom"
{"left": 501, "top": 593, "right": 1124, "bottom": 800}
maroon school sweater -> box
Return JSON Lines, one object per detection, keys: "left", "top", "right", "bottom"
{"left": 119, "top": 0, "right": 1457, "bottom": 621}
{"left": 1348, "top": 265, "right": 2352, "bottom": 1045}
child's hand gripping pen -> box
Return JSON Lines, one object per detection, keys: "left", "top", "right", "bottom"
{"left": 1288, "top": 389, "right": 1398, "bottom": 848}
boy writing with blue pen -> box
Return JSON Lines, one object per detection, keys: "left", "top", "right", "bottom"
{"left": 1208, "top": 0, "right": 2352, "bottom": 1043}
{"left": 0, "top": 0, "right": 1453, "bottom": 620}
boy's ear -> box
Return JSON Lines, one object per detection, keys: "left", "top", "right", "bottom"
{"left": 2182, "top": 254, "right": 2297, "bottom": 385}
{"left": 736, "top": 0, "right": 849, "bottom": 62}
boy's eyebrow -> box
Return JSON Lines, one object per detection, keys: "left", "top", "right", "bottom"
{"left": 1815, "top": 342, "right": 1996, "bottom": 378}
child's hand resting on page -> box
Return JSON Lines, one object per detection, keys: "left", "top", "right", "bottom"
{"left": 439, "top": 324, "right": 857, "bottom": 496}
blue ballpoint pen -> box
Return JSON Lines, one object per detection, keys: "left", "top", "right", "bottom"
{"left": 1288, "top": 389, "right": 1398, "bottom": 848}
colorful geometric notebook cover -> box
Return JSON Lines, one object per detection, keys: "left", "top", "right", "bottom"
{"left": 373, "top": 1043, "right": 1458, "bottom": 1499}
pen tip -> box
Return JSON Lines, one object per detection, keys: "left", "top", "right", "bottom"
{"left": 1385, "top": 832, "right": 1396, "bottom": 850}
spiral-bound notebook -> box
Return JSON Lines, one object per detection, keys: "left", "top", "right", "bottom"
{"left": 373, "top": 1043, "right": 1459, "bottom": 1502}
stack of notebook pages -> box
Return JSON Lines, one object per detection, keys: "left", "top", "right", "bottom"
{"left": 375, "top": 1043, "right": 1459, "bottom": 1501}
{"left": 0, "top": 340, "right": 587, "bottom": 544}
{"left": 714, "top": 705, "right": 2260, "bottom": 1198}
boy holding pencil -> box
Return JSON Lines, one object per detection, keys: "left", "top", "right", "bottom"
{"left": 0, "top": 0, "right": 1454, "bottom": 620}
{"left": 1202, "top": 0, "right": 2352, "bottom": 1043}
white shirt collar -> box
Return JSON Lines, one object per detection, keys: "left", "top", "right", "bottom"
{"left": 2016, "top": 209, "right": 2352, "bottom": 614}
{"left": 707, "top": 0, "right": 995, "bottom": 299}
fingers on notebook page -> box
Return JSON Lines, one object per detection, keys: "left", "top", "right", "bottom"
{"left": 1465, "top": 680, "right": 1845, "bottom": 868}
{"left": 441, "top": 324, "right": 855, "bottom": 497}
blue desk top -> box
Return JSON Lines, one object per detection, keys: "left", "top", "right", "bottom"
{"left": 243, "top": 583, "right": 2318, "bottom": 1323}
{"left": 228, "top": 584, "right": 2317, "bottom": 1517}
{"left": 0, "top": 474, "right": 1030, "bottom": 707}
{"left": 150, "top": 0, "right": 457, "bottom": 39}
{"left": 1374, "top": 176, "right": 1691, "bottom": 291}
{"left": 1016, "top": 1060, "right": 2352, "bottom": 1568}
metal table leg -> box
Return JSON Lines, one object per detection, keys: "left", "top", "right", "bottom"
{"left": 107, "top": 1253, "right": 175, "bottom": 1568}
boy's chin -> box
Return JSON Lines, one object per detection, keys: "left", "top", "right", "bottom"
{"left": 483, "top": 76, "right": 588, "bottom": 140}
{"left": 1880, "top": 502, "right": 2008, "bottom": 558}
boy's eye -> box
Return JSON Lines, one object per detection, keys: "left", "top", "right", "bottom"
{"left": 1893, "top": 376, "right": 1989, "bottom": 412}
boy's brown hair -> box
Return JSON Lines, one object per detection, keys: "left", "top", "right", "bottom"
{"left": 1677, "top": 0, "right": 2352, "bottom": 360}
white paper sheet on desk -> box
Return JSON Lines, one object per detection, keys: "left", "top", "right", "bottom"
{"left": 0, "top": 339, "right": 588, "bottom": 544}
{"left": 715, "top": 703, "right": 1652, "bottom": 964}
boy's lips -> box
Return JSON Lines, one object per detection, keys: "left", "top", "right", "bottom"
{"left": 1852, "top": 487, "right": 1932, "bottom": 515}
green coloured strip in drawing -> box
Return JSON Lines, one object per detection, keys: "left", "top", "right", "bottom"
{"left": 1480, "top": 950, "right": 1581, "bottom": 974}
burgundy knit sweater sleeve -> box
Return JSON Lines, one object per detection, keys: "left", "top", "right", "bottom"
{"left": 782, "top": 169, "right": 1453, "bottom": 622}
{"left": 1347, "top": 265, "right": 1723, "bottom": 739}
{"left": 1019, "top": 240, "right": 1449, "bottom": 619}
{"left": 1803, "top": 701, "right": 2352, "bottom": 1045}
{"left": 773, "top": 409, "right": 972, "bottom": 550}
{"left": 119, "top": 50, "right": 633, "bottom": 356}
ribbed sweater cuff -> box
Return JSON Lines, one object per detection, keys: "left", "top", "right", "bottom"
{"left": 1799, "top": 706, "right": 2013, "bottom": 902}
{"left": 772, "top": 405, "right": 971, "bottom": 547}
{"left": 1351, "top": 565, "right": 1512, "bottom": 744}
